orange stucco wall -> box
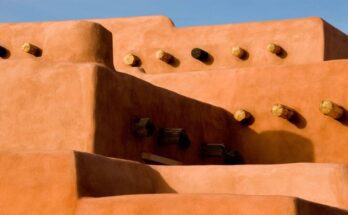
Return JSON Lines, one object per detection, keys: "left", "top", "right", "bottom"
{"left": 76, "top": 194, "right": 346, "bottom": 215}
{"left": 136, "top": 60, "right": 348, "bottom": 163}
{"left": 0, "top": 60, "right": 235, "bottom": 163}
{"left": 2, "top": 16, "right": 348, "bottom": 74}
{"left": 0, "top": 15, "right": 348, "bottom": 214}
{"left": 1, "top": 151, "right": 347, "bottom": 214}
{"left": 0, "top": 21, "right": 113, "bottom": 68}
{"left": 0, "top": 16, "right": 348, "bottom": 164}
{"left": 74, "top": 151, "right": 348, "bottom": 210}
{"left": 2, "top": 59, "right": 348, "bottom": 164}
{"left": 4, "top": 61, "right": 348, "bottom": 163}
{"left": 94, "top": 16, "right": 348, "bottom": 74}
{"left": 0, "top": 151, "right": 78, "bottom": 215}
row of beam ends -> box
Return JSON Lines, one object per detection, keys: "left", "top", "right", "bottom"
{"left": 123, "top": 43, "right": 286, "bottom": 66}
{"left": 0, "top": 42, "right": 284, "bottom": 62}
{"left": 234, "top": 100, "right": 345, "bottom": 126}
{"left": 132, "top": 100, "right": 343, "bottom": 140}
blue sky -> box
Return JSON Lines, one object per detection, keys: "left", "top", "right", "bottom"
{"left": 0, "top": 0, "right": 347, "bottom": 33}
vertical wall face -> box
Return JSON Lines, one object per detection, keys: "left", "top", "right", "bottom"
{"left": 0, "top": 17, "right": 238, "bottom": 164}
{"left": 0, "top": 62, "right": 97, "bottom": 152}
{"left": 0, "top": 61, "right": 236, "bottom": 164}
{"left": 94, "top": 16, "right": 346, "bottom": 74}
{"left": 0, "top": 16, "right": 347, "bottom": 164}
{"left": 0, "top": 151, "right": 78, "bottom": 215}
{"left": 0, "top": 16, "right": 348, "bottom": 215}
{"left": 93, "top": 66, "right": 236, "bottom": 164}
{"left": 0, "top": 21, "right": 112, "bottom": 153}
{"left": 142, "top": 60, "right": 348, "bottom": 163}
{"left": 76, "top": 194, "right": 300, "bottom": 215}
{"left": 151, "top": 163, "right": 348, "bottom": 210}
{"left": 0, "top": 21, "right": 114, "bottom": 68}
{"left": 74, "top": 152, "right": 158, "bottom": 197}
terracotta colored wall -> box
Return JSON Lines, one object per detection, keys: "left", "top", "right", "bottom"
{"left": 1, "top": 16, "right": 348, "bottom": 215}
{"left": 0, "top": 60, "right": 236, "bottom": 164}
{"left": 2, "top": 151, "right": 345, "bottom": 213}
{"left": 74, "top": 152, "right": 348, "bottom": 210}
{"left": 0, "top": 17, "right": 348, "bottom": 164}
{"left": 92, "top": 65, "right": 235, "bottom": 163}
{"left": 0, "top": 21, "right": 114, "bottom": 68}
{"left": 19, "top": 151, "right": 348, "bottom": 212}
{"left": 75, "top": 151, "right": 164, "bottom": 197}
{"left": 0, "top": 61, "right": 97, "bottom": 152}
{"left": 152, "top": 164, "right": 348, "bottom": 210}
{"left": 3, "top": 16, "right": 340, "bottom": 74}
{"left": 76, "top": 194, "right": 345, "bottom": 215}
{"left": 93, "top": 16, "right": 348, "bottom": 74}
{"left": 1, "top": 16, "right": 348, "bottom": 165}
{"left": 0, "top": 151, "right": 78, "bottom": 215}
{"left": 140, "top": 60, "right": 348, "bottom": 163}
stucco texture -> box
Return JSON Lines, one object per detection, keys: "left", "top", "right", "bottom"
{"left": 0, "top": 15, "right": 348, "bottom": 214}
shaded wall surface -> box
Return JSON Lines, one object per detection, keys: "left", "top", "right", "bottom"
{"left": 0, "top": 16, "right": 348, "bottom": 164}
{"left": 1, "top": 151, "right": 347, "bottom": 214}
{"left": 0, "top": 61, "right": 235, "bottom": 164}
{"left": 137, "top": 60, "right": 348, "bottom": 163}
{"left": 2, "top": 59, "right": 348, "bottom": 164}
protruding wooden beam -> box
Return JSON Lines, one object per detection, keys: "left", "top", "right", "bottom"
{"left": 133, "top": 118, "right": 156, "bottom": 137}
{"left": 267, "top": 43, "right": 283, "bottom": 55}
{"left": 231, "top": 47, "right": 246, "bottom": 59}
{"left": 157, "top": 128, "right": 191, "bottom": 149}
{"left": 141, "top": 152, "right": 182, "bottom": 165}
{"left": 156, "top": 50, "right": 173, "bottom": 63}
{"left": 22, "top": 43, "right": 41, "bottom": 56}
{"left": 224, "top": 150, "right": 242, "bottom": 164}
{"left": 201, "top": 144, "right": 226, "bottom": 157}
{"left": 201, "top": 144, "right": 242, "bottom": 165}
{"left": 272, "top": 104, "right": 294, "bottom": 119}
{"left": 234, "top": 109, "right": 251, "bottom": 122}
{"left": 123, "top": 53, "right": 139, "bottom": 66}
{"left": 319, "top": 100, "right": 344, "bottom": 120}
{"left": 191, "top": 48, "right": 209, "bottom": 62}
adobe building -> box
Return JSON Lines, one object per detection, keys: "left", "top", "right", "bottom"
{"left": 0, "top": 16, "right": 348, "bottom": 214}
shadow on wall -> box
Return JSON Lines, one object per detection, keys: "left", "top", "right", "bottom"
{"left": 74, "top": 151, "right": 176, "bottom": 197}
{"left": 323, "top": 21, "right": 348, "bottom": 61}
{"left": 230, "top": 118, "right": 314, "bottom": 164}
{"left": 93, "top": 66, "right": 314, "bottom": 164}
{"left": 295, "top": 198, "right": 348, "bottom": 215}
{"left": 93, "top": 66, "right": 236, "bottom": 164}
{"left": 338, "top": 108, "right": 348, "bottom": 126}
{"left": 289, "top": 111, "right": 307, "bottom": 129}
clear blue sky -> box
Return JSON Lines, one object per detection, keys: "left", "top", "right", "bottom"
{"left": 1, "top": 0, "right": 347, "bottom": 33}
